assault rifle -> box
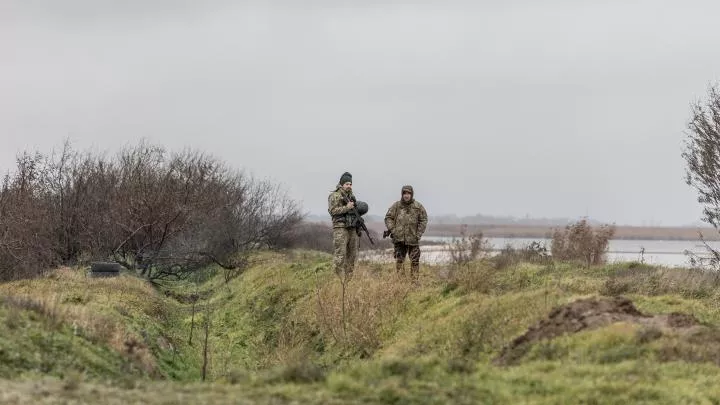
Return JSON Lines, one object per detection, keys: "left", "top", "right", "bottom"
{"left": 343, "top": 196, "right": 375, "bottom": 245}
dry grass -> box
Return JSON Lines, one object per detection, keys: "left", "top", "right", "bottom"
{"left": 602, "top": 264, "right": 720, "bottom": 299}
{"left": 307, "top": 269, "right": 416, "bottom": 357}
{"left": 446, "top": 262, "right": 501, "bottom": 294}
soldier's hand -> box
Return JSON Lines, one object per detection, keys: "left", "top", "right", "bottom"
{"left": 346, "top": 201, "right": 355, "bottom": 209}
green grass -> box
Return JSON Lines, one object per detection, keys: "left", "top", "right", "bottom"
{"left": 0, "top": 267, "right": 201, "bottom": 381}
{"left": 3, "top": 360, "right": 720, "bottom": 404}
{"left": 2, "top": 252, "right": 720, "bottom": 403}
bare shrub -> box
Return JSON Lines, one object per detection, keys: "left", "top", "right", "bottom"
{"left": 0, "top": 139, "right": 303, "bottom": 282}
{"left": 550, "top": 218, "right": 616, "bottom": 266}
{"left": 108, "top": 144, "right": 302, "bottom": 281}
{"left": 448, "top": 232, "right": 491, "bottom": 266}
{"left": 0, "top": 153, "right": 58, "bottom": 281}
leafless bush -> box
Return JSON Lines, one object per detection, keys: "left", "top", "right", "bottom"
{"left": 448, "top": 232, "right": 491, "bottom": 266}
{"left": 0, "top": 139, "right": 303, "bottom": 282}
{"left": 0, "top": 153, "right": 58, "bottom": 280}
{"left": 111, "top": 147, "right": 302, "bottom": 281}
{"left": 550, "top": 218, "right": 615, "bottom": 266}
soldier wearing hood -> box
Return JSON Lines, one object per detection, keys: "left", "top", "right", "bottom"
{"left": 384, "top": 185, "right": 428, "bottom": 280}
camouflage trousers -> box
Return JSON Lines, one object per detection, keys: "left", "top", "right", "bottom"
{"left": 394, "top": 242, "right": 420, "bottom": 279}
{"left": 333, "top": 227, "right": 359, "bottom": 280}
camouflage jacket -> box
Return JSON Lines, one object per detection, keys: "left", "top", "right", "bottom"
{"left": 384, "top": 200, "right": 428, "bottom": 245}
{"left": 328, "top": 187, "right": 356, "bottom": 228}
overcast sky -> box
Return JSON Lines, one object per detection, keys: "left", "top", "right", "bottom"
{"left": 2, "top": 1, "right": 720, "bottom": 226}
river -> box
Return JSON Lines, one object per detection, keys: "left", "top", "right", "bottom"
{"left": 381, "top": 236, "right": 720, "bottom": 268}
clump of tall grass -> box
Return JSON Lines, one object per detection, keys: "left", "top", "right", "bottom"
{"left": 306, "top": 270, "right": 415, "bottom": 357}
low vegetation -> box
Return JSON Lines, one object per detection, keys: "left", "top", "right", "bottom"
{"left": 1, "top": 244, "right": 720, "bottom": 403}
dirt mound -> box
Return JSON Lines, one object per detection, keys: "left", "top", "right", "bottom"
{"left": 495, "top": 296, "right": 700, "bottom": 365}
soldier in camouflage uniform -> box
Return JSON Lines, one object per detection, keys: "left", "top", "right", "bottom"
{"left": 384, "top": 185, "right": 428, "bottom": 280}
{"left": 328, "top": 172, "right": 359, "bottom": 280}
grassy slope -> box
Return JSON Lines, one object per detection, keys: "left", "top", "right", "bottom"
{"left": 0, "top": 267, "right": 201, "bottom": 382}
{"left": 2, "top": 251, "right": 720, "bottom": 403}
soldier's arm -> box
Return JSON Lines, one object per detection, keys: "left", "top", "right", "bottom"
{"left": 417, "top": 203, "right": 428, "bottom": 236}
{"left": 328, "top": 193, "right": 351, "bottom": 216}
{"left": 384, "top": 202, "right": 397, "bottom": 230}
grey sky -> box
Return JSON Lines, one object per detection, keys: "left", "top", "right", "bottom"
{"left": 2, "top": 1, "right": 719, "bottom": 226}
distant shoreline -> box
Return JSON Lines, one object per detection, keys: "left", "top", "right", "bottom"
{"left": 362, "top": 222, "right": 720, "bottom": 241}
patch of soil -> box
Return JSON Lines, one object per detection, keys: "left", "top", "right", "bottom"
{"left": 494, "top": 296, "right": 701, "bottom": 366}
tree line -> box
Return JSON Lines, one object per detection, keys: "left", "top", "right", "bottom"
{"left": 0, "top": 140, "right": 303, "bottom": 282}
